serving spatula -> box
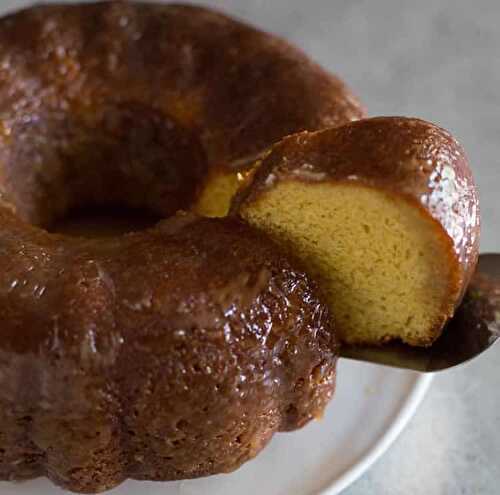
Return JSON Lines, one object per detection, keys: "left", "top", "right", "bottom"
{"left": 341, "top": 253, "right": 500, "bottom": 372}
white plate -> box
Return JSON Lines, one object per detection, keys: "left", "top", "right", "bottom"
{"left": 0, "top": 360, "right": 431, "bottom": 495}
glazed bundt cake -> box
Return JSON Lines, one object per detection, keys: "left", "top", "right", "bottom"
{"left": 0, "top": 0, "right": 364, "bottom": 223}
{"left": 0, "top": 0, "right": 481, "bottom": 493}
{"left": 233, "top": 117, "right": 480, "bottom": 346}
{"left": 0, "top": 1, "right": 364, "bottom": 492}
{"left": 0, "top": 211, "right": 337, "bottom": 492}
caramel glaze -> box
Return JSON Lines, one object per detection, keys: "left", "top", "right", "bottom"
{"left": 0, "top": 1, "right": 364, "bottom": 227}
{"left": 0, "top": 211, "right": 338, "bottom": 491}
{"left": 233, "top": 117, "right": 480, "bottom": 324}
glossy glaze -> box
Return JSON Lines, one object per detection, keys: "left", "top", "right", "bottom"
{"left": 0, "top": 0, "right": 365, "bottom": 227}
{"left": 233, "top": 117, "right": 480, "bottom": 297}
{"left": 0, "top": 212, "right": 338, "bottom": 491}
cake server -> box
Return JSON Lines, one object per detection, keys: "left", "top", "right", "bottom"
{"left": 340, "top": 253, "right": 500, "bottom": 372}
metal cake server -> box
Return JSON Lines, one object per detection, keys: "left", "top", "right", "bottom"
{"left": 340, "top": 253, "right": 500, "bottom": 372}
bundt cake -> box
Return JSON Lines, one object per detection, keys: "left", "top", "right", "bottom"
{"left": 0, "top": 0, "right": 364, "bottom": 223}
{"left": 233, "top": 117, "right": 480, "bottom": 347}
{"left": 0, "top": 211, "right": 338, "bottom": 492}
{"left": 0, "top": 1, "right": 357, "bottom": 492}
{"left": 0, "top": 0, "right": 480, "bottom": 492}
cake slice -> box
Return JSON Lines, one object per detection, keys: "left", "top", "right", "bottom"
{"left": 233, "top": 117, "right": 480, "bottom": 346}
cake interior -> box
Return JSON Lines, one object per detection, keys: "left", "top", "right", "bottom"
{"left": 194, "top": 170, "right": 244, "bottom": 218}
{"left": 240, "top": 181, "right": 459, "bottom": 346}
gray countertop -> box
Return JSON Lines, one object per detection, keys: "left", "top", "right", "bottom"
{"left": 3, "top": 1, "right": 500, "bottom": 494}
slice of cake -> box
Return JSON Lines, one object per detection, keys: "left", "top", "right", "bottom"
{"left": 233, "top": 117, "right": 480, "bottom": 346}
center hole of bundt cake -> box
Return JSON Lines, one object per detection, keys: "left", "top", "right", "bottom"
{"left": 49, "top": 205, "right": 162, "bottom": 238}
{"left": 2, "top": 103, "right": 208, "bottom": 232}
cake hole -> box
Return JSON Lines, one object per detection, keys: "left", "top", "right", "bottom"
{"left": 5, "top": 103, "right": 207, "bottom": 231}
{"left": 49, "top": 206, "right": 162, "bottom": 238}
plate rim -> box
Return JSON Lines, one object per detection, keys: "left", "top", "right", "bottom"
{"left": 317, "top": 371, "right": 433, "bottom": 495}
{"left": 0, "top": 370, "right": 433, "bottom": 495}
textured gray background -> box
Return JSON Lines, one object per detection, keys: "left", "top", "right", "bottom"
{"left": 3, "top": 1, "right": 500, "bottom": 494}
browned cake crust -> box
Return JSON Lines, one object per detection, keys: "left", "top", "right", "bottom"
{"left": 0, "top": 211, "right": 338, "bottom": 492}
{"left": 232, "top": 117, "right": 480, "bottom": 339}
{"left": 0, "top": 0, "right": 365, "bottom": 226}
{"left": 234, "top": 117, "right": 480, "bottom": 293}
{"left": 0, "top": 1, "right": 348, "bottom": 492}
